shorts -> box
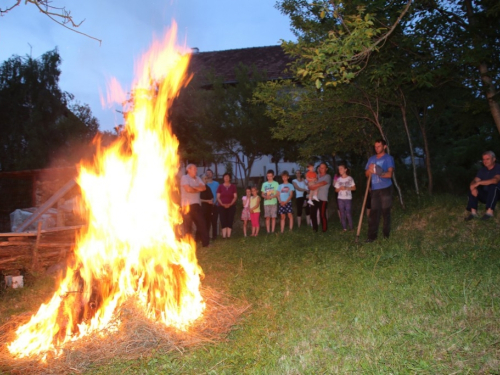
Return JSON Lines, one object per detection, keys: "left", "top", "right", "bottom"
{"left": 278, "top": 202, "right": 293, "bottom": 215}
{"left": 264, "top": 204, "right": 277, "bottom": 218}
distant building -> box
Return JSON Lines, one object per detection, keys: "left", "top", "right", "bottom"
{"left": 186, "top": 46, "right": 302, "bottom": 183}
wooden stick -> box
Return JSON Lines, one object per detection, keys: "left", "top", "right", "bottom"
{"left": 32, "top": 221, "right": 43, "bottom": 270}
{"left": 15, "top": 178, "right": 77, "bottom": 233}
{"left": 356, "top": 174, "right": 371, "bottom": 243}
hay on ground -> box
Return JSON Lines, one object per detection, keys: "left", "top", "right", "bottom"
{"left": 0, "top": 286, "right": 250, "bottom": 374}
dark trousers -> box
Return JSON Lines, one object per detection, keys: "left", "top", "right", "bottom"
{"left": 368, "top": 186, "right": 392, "bottom": 240}
{"left": 183, "top": 204, "right": 209, "bottom": 247}
{"left": 201, "top": 203, "right": 218, "bottom": 239}
{"left": 210, "top": 205, "right": 219, "bottom": 238}
{"left": 311, "top": 200, "right": 328, "bottom": 232}
{"left": 467, "top": 184, "right": 500, "bottom": 212}
{"left": 296, "top": 197, "right": 310, "bottom": 218}
{"left": 218, "top": 205, "right": 236, "bottom": 229}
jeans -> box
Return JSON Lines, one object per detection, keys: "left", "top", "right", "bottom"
{"left": 338, "top": 199, "right": 353, "bottom": 230}
{"left": 466, "top": 184, "right": 500, "bottom": 212}
{"left": 368, "top": 186, "right": 392, "bottom": 240}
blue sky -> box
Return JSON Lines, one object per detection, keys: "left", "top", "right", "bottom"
{"left": 0, "top": 0, "right": 296, "bottom": 132}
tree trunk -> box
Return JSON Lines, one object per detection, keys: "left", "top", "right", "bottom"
{"left": 463, "top": 0, "right": 500, "bottom": 135}
{"left": 234, "top": 154, "right": 245, "bottom": 188}
{"left": 399, "top": 96, "right": 419, "bottom": 195}
{"left": 383, "top": 138, "right": 405, "bottom": 209}
{"left": 478, "top": 62, "right": 500, "bottom": 135}
{"left": 412, "top": 105, "right": 433, "bottom": 194}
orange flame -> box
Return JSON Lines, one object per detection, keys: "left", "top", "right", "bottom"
{"left": 8, "top": 23, "right": 205, "bottom": 358}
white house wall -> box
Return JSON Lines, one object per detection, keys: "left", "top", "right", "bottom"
{"left": 198, "top": 153, "right": 302, "bottom": 182}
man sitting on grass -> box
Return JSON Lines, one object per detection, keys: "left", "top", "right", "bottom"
{"left": 465, "top": 151, "right": 500, "bottom": 221}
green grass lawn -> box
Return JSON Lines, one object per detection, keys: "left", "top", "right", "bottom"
{"left": 1, "top": 194, "right": 499, "bottom": 374}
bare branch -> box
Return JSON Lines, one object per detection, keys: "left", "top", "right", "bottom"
{"left": 0, "top": 0, "right": 21, "bottom": 14}
{"left": 0, "top": 0, "right": 101, "bottom": 44}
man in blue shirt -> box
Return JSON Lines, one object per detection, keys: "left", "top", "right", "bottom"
{"left": 205, "top": 169, "right": 220, "bottom": 239}
{"left": 365, "top": 139, "right": 395, "bottom": 242}
{"left": 465, "top": 151, "right": 500, "bottom": 221}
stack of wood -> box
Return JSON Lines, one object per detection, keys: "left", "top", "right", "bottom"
{"left": 0, "top": 225, "right": 82, "bottom": 274}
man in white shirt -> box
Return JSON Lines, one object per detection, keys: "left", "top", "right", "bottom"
{"left": 180, "top": 164, "right": 209, "bottom": 247}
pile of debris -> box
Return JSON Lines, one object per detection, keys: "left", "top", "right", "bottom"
{"left": 1, "top": 179, "right": 84, "bottom": 279}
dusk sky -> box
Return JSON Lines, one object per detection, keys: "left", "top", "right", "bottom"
{"left": 0, "top": 0, "right": 296, "bottom": 132}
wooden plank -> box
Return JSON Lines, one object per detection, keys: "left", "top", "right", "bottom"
{"left": 15, "top": 179, "right": 77, "bottom": 233}
{"left": 0, "top": 232, "right": 37, "bottom": 238}
{"left": 0, "top": 241, "right": 33, "bottom": 246}
{"left": 0, "top": 256, "right": 26, "bottom": 265}
{"left": 36, "top": 243, "right": 75, "bottom": 248}
{"left": 0, "top": 225, "right": 84, "bottom": 237}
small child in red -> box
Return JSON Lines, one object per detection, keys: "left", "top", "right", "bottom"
{"left": 306, "top": 163, "right": 320, "bottom": 205}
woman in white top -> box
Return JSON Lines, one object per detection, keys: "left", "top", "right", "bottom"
{"left": 334, "top": 163, "right": 356, "bottom": 231}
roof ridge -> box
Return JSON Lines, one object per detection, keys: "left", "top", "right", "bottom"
{"left": 192, "top": 45, "right": 283, "bottom": 54}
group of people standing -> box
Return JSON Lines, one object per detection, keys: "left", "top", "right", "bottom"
{"left": 179, "top": 140, "right": 498, "bottom": 248}
{"left": 179, "top": 139, "right": 398, "bottom": 245}
{"left": 180, "top": 167, "right": 239, "bottom": 246}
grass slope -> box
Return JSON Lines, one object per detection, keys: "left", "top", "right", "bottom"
{"left": 1, "top": 194, "right": 499, "bottom": 374}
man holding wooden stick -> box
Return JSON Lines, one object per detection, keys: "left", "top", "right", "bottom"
{"left": 365, "top": 139, "right": 395, "bottom": 243}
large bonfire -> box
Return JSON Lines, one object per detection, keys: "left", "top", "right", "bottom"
{"left": 8, "top": 24, "right": 205, "bottom": 358}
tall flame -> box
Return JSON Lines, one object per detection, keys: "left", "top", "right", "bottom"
{"left": 8, "top": 23, "right": 205, "bottom": 358}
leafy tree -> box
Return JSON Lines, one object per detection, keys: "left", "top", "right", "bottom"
{"left": 172, "top": 63, "right": 298, "bottom": 186}
{"left": 170, "top": 78, "right": 217, "bottom": 165}
{"left": 0, "top": 49, "right": 100, "bottom": 171}
{"left": 256, "top": 0, "right": 498, "bottom": 198}
{"left": 278, "top": 0, "right": 412, "bottom": 88}
{"left": 410, "top": 0, "right": 500, "bottom": 135}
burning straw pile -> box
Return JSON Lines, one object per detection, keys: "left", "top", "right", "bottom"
{"left": 0, "top": 24, "right": 252, "bottom": 373}
{"left": 0, "top": 286, "right": 250, "bottom": 374}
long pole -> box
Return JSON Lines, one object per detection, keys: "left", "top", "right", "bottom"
{"left": 356, "top": 174, "right": 371, "bottom": 243}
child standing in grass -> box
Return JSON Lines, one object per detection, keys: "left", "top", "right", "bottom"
{"left": 249, "top": 186, "right": 261, "bottom": 236}
{"left": 277, "top": 171, "right": 295, "bottom": 233}
{"left": 261, "top": 169, "right": 279, "bottom": 233}
{"left": 334, "top": 162, "right": 356, "bottom": 231}
{"left": 241, "top": 187, "right": 251, "bottom": 237}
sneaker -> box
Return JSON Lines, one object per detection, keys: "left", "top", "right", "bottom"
{"left": 312, "top": 196, "right": 320, "bottom": 201}
{"left": 481, "top": 214, "right": 493, "bottom": 221}
{"left": 464, "top": 213, "right": 477, "bottom": 221}
{"left": 307, "top": 200, "right": 314, "bottom": 205}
